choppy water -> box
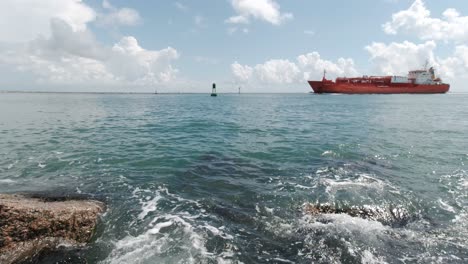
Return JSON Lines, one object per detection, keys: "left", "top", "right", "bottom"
{"left": 0, "top": 93, "right": 467, "bottom": 263}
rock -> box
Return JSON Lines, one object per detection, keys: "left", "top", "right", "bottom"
{"left": 0, "top": 194, "right": 105, "bottom": 264}
{"left": 304, "top": 203, "right": 412, "bottom": 227}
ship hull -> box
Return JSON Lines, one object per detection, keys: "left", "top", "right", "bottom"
{"left": 308, "top": 81, "right": 450, "bottom": 94}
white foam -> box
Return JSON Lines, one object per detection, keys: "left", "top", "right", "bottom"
{"left": 303, "top": 213, "right": 388, "bottom": 234}
{"left": 138, "top": 195, "right": 162, "bottom": 220}
{"left": 373, "top": 154, "right": 387, "bottom": 161}
{"left": 104, "top": 187, "right": 236, "bottom": 264}
{"left": 321, "top": 150, "right": 336, "bottom": 157}
{"left": 7, "top": 161, "right": 17, "bottom": 169}
{"left": 294, "top": 183, "right": 313, "bottom": 190}
{"left": 106, "top": 215, "right": 213, "bottom": 263}
{"left": 361, "top": 250, "right": 388, "bottom": 264}
{"left": 272, "top": 257, "right": 295, "bottom": 263}
{"left": 315, "top": 167, "right": 329, "bottom": 174}
{"left": 461, "top": 180, "right": 468, "bottom": 188}
{"left": 265, "top": 207, "right": 274, "bottom": 214}
{"left": 38, "top": 163, "right": 46, "bottom": 168}
{"left": 0, "top": 179, "right": 16, "bottom": 184}
{"left": 148, "top": 220, "right": 174, "bottom": 234}
{"left": 203, "top": 224, "right": 234, "bottom": 240}
{"left": 438, "top": 199, "right": 456, "bottom": 213}
{"left": 319, "top": 173, "right": 393, "bottom": 196}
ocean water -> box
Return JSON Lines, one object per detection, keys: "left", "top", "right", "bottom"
{"left": 0, "top": 93, "right": 467, "bottom": 264}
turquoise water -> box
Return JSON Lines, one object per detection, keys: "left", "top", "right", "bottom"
{"left": 0, "top": 93, "right": 467, "bottom": 263}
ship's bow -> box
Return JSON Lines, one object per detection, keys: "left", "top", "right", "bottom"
{"left": 308, "top": 81, "right": 324, "bottom": 93}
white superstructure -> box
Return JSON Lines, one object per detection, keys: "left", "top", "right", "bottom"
{"left": 391, "top": 67, "right": 442, "bottom": 85}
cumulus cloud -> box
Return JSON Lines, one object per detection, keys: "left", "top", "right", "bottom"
{"left": 255, "top": 59, "right": 300, "bottom": 83}
{"left": 365, "top": 40, "right": 437, "bottom": 75}
{"left": 0, "top": 0, "right": 95, "bottom": 42}
{"left": 373, "top": 0, "right": 468, "bottom": 91}
{"left": 437, "top": 46, "right": 468, "bottom": 79}
{"left": 0, "top": 21, "right": 113, "bottom": 84}
{"left": 99, "top": 0, "right": 142, "bottom": 26}
{"left": 226, "top": 0, "right": 293, "bottom": 25}
{"left": 364, "top": 40, "right": 468, "bottom": 87}
{"left": 231, "top": 63, "right": 253, "bottom": 82}
{"left": 298, "top": 52, "right": 358, "bottom": 80}
{"left": 232, "top": 53, "right": 358, "bottom": 84}
{"left": 0, "top": 1, "right": 179, "bottom": 87}
{"left": 109, "top": 36, "right": 179, "bottom": 84}
{"left": 383, "top": 0, "right": 468, "bottom": 42}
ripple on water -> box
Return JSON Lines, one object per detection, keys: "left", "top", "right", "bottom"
{"left": 0, "top": 179, "right": 16, "bottom": 184}
{"left": 2, "top": 94, "right": 468, "bottom": 263}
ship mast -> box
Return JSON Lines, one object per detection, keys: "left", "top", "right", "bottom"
{"left": 423, "top": 60, "right": 429, "bottom": 70}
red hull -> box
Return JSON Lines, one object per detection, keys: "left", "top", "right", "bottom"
{"left": 308, "top": 81, "right": 450, "bottom": 94}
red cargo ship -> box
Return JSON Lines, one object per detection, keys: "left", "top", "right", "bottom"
{"left": 308, "top": 67, "right": 450, "bottom": 94}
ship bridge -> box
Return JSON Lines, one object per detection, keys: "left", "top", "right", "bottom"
{"left": 390, "top": 67, "right": 443, "bottom": 85}
{"left": 407, "top": 67, "right": 442, "bottom": 85}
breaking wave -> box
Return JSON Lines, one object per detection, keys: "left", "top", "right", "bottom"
{"left": 102, "top": 187, "right": 236, "bottom": 264}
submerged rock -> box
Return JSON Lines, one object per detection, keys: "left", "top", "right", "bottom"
{"left": 304, "top": 203, "right": 413, "bottom": 227}
{"left": 0, "top": 194, "right": 105, "bottom": 264}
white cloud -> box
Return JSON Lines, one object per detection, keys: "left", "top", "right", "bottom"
{"left": 109, "top": 37, "right": 179, "bottom": 84}
{"left": 194, "top": 15, "right": 204, "bottom": 27}
{"left": 227, "top": 27, "right": 249, "bottom": 35}
{"left": 383, "top": 0, "right": 468, "bottom": 42}
{"left": 0, "top": 21, "right": 113, "bottom": 84}
{"left": 102, "top": 0, "right": 113, "bottom": 9}
{"left": 0, "top": 2, "right": 179, "bottom": 87}
{"left": 364, "top": 40, "right": 468, "bottom": 90}
{"left": 232, "top": 53, "right": 358, "bottom": 84}
{"left": 298, "top": 52, "right": 358, "bottom": 80}
{"left": 0, "top": 0, "right": 95, "bottom": 42}
{"left": 437, "top": 45, "right": 468, "bottom": 80}
{"left": 255, "top": 59, "right": 300, "bottom": 83}
{"left": 453, "top": 46, "right": 468, "bottom": 69}
{"left": 225, "top": 16, "right": 250, "bottom": 25}
{"left": 100, "top": 0, "right": 141, "bottom": 26}
{"left": 375, "top": 0, "right": 468, "bottom": 91}
{"left": 365, "top": 40, "right": 437, "bottom": 75}
{"left": 226, "top": 0, "right": 293, "bottom": 25}
{"left": 174, "top": 2, "right": 188, "bottom": 12}
{"left": 231, "top": 62, "right": 253, "bottom": 82}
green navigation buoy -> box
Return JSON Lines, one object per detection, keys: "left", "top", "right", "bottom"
{"left": 211, "top": 83, "right": 217, "bottom": 97}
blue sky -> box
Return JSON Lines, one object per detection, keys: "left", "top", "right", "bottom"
{"left": 1, "top": 0, "right": 468, "bottom": 92}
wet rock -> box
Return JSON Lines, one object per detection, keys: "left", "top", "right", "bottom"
{"left": 0, "top": 194, "right": 105, "bottom": 264}
{"left": 304, "top": 203, "right": 412, "bottom": 227}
